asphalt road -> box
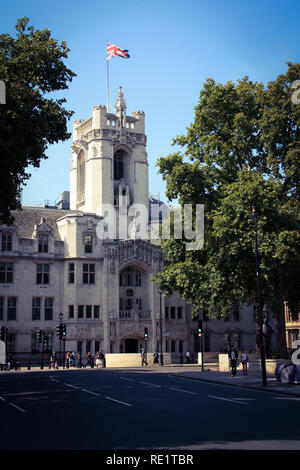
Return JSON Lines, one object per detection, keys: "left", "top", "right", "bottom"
{"left": 1, "top": 368, "right": 300, "bottom": 450}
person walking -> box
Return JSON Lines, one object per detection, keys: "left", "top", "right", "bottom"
{"left": 50, "top": 351, "right": 58, "bottom": 369}
{"left": 228, "top": 345, "right": 239, "bottom": 376}
{"left": 99, "top": 348, "right": 105, "bottom": 368}
{"left": 87, "top": 352, "right": 92, "bottom": 367}
{"left": 240, "top": 349, "right": 249, "bottom": 376}
{"left": 153, "top": 350, "right": 159, "bottom": 365}
{"left": 185, "top": 351, "right": 191, "bottom": 364}
{"left": 141, "top": 347, "right": 148, "bottom": 366}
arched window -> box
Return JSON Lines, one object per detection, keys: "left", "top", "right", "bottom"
{"left": 114, "top": 150, "right": 124, "bottom": 181}
{"left": 120, "top": 267, "right": 142, "bottom": 287}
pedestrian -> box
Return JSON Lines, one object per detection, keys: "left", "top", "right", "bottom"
{"left": 153, "top": 350, "right": 159, "bottom": 365}
{"left": 228, "top": 345, "right": 239, "bottom": 376}
{"left": 99, "top": 348, "right": 105, "bottom": 368}
{"left": 50, "top": 351, "right": 57, "bottom": 369}
{"left": 141, "top": 347, "right": 148, "bottom": 366}
{"left": 66, "top": 352, "right": 71, "bottom": 368}
{"left": 240, "top": 349, "right": 249, "bottom": 376}
{"left": 87, "top": 351, "right": 92, "bottom": 367}
{"left": 77, "top": 352, "right": 82, "bottom": 368}
{"left": 185, "top": 351, "right": 191, "bottom": 364}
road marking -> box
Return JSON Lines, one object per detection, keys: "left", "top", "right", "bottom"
{"left": 82, "top": 389, "right": 101, "bottom": 397}
{"left": 208, "top": 395, "right": 249, "bottom": 405}
{"left": 105, "top": 396, "right": 132, "bottom": 407}
{"left": 63, "top": 383, "right": 80, "bottom": 389}
{"left": 169, "top": 387, "right": 198, "bottom": 395}
{"left": 0, "top": 396, "right": 26, "bottom": 413}
{"left": 140, "top": 381, "right": 161, "bottom": 388}
{"left": 120, "top": 377, "right": 135, "bottom": 382}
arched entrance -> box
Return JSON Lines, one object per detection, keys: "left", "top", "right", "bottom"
{"left": 125, "top": 338, "right": 138, "bottom": 353}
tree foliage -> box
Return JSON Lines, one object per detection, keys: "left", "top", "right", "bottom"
{"left": 155, "top": 63, "right": 300, "bottom": 356}
{"left": 0, "top": 17, "right": 76, "bottom": 222}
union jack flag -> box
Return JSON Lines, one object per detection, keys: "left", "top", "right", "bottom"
{"left": 107, "top": 41, "right": 130, "bottom": 60}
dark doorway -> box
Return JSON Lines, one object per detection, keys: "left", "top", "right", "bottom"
{"left": 125, "top": 338, "right": 138, "bottom": 353}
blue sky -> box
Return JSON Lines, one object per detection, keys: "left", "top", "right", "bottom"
{"left": 1, "top": 0, "right": 300, "bottom": 205}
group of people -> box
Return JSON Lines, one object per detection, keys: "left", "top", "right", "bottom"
{"left": 141, "top": 348, "right": 160, "bottom": 366}
{"left": 228, "top": 346, "right": 249, "bottom": 376}
{"left": 49, "top": 350, "right": 106, "bottom": 369}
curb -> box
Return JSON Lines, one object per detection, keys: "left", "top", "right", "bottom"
{"left": 170, "top": 373, "right": 300, "bottom": 398}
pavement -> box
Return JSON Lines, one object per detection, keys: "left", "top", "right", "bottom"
{"left": 3, "top": 362, "right": 300, "bottom": 398}
{"left": 166, "top": 364, "right": 300, "bottom": 398}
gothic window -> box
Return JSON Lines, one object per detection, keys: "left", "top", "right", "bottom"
{"left": 38, "top": 234, "right": 49, "bottom": 253}
{"left": 120, "top": 267, "right": 142, "bottom": 287}
{"left": 135, "top": 271, "right": 141, "bottom": 287}
{"left": 114, "top": 150, "right": 124, "bottom": 181}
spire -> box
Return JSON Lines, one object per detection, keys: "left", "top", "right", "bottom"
{"left": 115, "top": 86, "right": 126, "bottom": 128}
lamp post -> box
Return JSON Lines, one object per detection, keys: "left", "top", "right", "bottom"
{"left": 159, "top": 289, "right": 164, "bottom": 366}
{"left": 59, "top": 312, "right": 63, "bottom": 368}
{"left": 250, "top": 207, "right": 267, "bottom": 387}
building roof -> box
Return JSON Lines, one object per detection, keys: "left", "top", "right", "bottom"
{"left": 9, "top": 207, "right": 81, "bottom": 240}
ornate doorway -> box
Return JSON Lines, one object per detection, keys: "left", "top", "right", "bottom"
{"left": 125, "top": 338, "right": 138, "bottom": 353}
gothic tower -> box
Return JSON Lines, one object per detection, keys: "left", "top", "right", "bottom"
{"left": 70, "top": 87, "right": 149, "bottom": 222}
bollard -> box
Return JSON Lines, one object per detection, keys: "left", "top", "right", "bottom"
{"left": 27, "top": 360, "right": 31, "bottom": 370}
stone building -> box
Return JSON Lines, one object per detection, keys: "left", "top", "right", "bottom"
{"left": 0, "top": 88, "right": 260, "bottom": 364}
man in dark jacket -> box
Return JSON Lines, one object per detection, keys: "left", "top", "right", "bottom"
{"left": 228, "top": 345, "right": 239, "bottom": 376}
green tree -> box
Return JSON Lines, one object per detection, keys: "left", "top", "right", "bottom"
{"left": 155, "top": 64, "right": 300, "bottom": 357}
{"left": 0, "top": 17, "right": 76, "bottom": 222}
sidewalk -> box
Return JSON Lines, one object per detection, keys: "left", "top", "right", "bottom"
{"left": 163, "top": 364, "right": 300, "bottom": 397}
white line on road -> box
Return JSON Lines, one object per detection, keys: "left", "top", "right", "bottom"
{"left": 82, "top": 389, "right": 101, "bottom": 397}
{"left": 105, "top": 396, "right": 132, "bottom": 407}
{"left": 140, "top": 381, "right": 161, "bottom": 388}
{"left": 120, "top": 377, "right": 135, "bottom": 382}
{"left": 0, "top": 396, "right": 26, "bottom": 413}
{"left": 208, "top": 395, "right": 249, "bottom": 405}
{"left": 169, "top": 387, "right": 198, "bottom": 395}
{"left": 63, "top": 383, "right": 80, "bottom": 389}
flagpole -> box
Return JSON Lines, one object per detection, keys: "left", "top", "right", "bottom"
{"left": 107, "top": 58, "right": 109, "bottom": 112}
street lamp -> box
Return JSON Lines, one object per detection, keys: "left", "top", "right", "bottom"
{"left": 159, "top": 289, "right": 164, "bottom": 366}
{"left": 59, "top": 312, "right": 63, "bottom": 368}
{"left": 250, "top": 207, "right": 267, "bottom": 387}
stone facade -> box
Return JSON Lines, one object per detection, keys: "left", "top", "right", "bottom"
{"left": 0, "top": 88, "right": 263, "bottom": 364}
